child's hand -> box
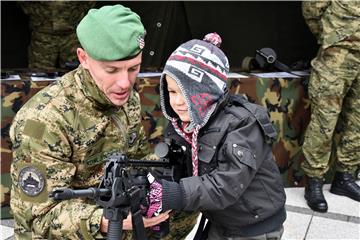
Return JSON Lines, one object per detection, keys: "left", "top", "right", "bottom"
{"left": 146, "top": 173, "right": 163, "bottom": 218}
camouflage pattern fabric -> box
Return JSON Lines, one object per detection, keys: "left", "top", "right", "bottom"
{"left": 163, "top": 212, "right": 199, "bottom": 240}
{"left": 8, "top": 66, "right": 156, "bottom": 239}
{"left": 27, "top": 31, "right": 80, "bottom": 70}
{"left": 302, "top": 1, "right": 331, "bottom": 41}
{"left": 301, "top": 1, "right": 360, "bottom": 178}
{"left": 19, "top": 1, "right": 96, "bottom": 70}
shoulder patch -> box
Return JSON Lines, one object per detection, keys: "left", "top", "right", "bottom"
{"left": 23, "top": 119, "right": 46, "bottom": 140}
{"left": 19, "top": 166, "right": 45, "bottom": 197}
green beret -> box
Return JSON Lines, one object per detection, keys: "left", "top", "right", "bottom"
{"left": 76, "top": 4, "right": 145, "bottom": 61}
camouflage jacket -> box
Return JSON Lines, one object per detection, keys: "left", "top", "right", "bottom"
{"left": 302, "top": 0, "right": 360, "bottom": 50}
{"left": 18, "top": 1, "right": 96, "bottom": 34}
{"left": 10, "top": 66, "right": 153, "bottom": 239}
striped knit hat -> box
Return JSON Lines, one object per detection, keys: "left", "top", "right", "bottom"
{"left": 160, "top": 33, "right": 229, "bottom": 176}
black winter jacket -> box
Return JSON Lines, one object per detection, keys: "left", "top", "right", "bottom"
{"left": 162, "top": 95, "right": 286, "bottom": 237}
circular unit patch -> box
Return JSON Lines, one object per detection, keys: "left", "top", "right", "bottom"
{"left": 19, "top": 166, "right": 45, "bottom": 197}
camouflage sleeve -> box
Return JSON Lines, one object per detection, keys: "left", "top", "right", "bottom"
{"left": 9, "top": 109, "right": 104, "bottom": 239}
{"left": 302, "top": 1, "right": 331, "bottom": 40}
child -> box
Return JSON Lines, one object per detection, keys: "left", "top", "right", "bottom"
{"left": 146, "top": 33, "right": 286, "bottom": 239}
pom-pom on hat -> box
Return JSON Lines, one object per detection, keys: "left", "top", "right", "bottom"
{"left": 76, "top": 4, "right": 146, "bottom": 61}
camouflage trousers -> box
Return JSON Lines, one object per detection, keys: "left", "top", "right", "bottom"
{"left": 28, "top": 31, "right": 79, "bottom": 70}
{"left": 302, "top": 45, "right": 360, "bottom": 178}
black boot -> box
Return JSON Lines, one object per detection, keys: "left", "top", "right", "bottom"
{"left": 330, "top": 171, "right": 360, "bottom": 202}
{"left": 305, "top": 177, "right": 328, "bottom": 212}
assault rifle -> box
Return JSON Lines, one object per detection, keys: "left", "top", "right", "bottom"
{"left": 50, "top": 140, "right": 185, "bottom": 240}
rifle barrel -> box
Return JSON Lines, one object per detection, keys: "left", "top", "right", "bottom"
{"left": 51, "top": 188, "right": 111, "bottom": 200}
{"left": 126, "top": 159, "right": 170, "bottom": 167}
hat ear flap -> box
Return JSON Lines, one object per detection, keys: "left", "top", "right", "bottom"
{"left": 160, "top": 74, "right": 178, "bottom": 119}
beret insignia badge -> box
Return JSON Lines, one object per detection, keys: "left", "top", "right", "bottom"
{"left": 138, "top": 35, "right": 145, "bottom": 49}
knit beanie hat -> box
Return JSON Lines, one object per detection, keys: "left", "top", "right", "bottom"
{"left": 160, "top": 33, "right": 230, "bottom": 176}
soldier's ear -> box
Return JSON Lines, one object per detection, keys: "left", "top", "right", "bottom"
{"left": 77, "top": 48, "right": 89, "bottom": 69}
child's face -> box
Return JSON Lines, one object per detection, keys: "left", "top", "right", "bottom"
{"left": 166, "top": 75, "right": 190, "bottom": 123}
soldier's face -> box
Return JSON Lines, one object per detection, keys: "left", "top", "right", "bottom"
{"left": 78, "top": 48, "right": 142, "bottom": 106}
{"left": 166, "top": 75, "right": 190, "bottom": 123}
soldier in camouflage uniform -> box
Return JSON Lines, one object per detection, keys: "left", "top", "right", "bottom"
{"left": 19, "top": 1, "right": 96, "bottom": 70}
{"left": 301, "top": 1, "right": 360, "bottom": 212}
{"left": 10, "top": 5, "right": 182, "bottom": 239}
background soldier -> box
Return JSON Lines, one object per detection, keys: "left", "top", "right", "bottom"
{"left": 301, "top": 1, "right": 360, "bottom": 212}
{"left": 18, "top": 1, "right": 96, "bottom": 70}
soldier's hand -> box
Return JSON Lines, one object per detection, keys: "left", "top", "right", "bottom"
{"left": 100, "top": 210, "right": 171, "bottom": 232}
{"left": 143, "top": 210, "right": 171, "bottom": 228}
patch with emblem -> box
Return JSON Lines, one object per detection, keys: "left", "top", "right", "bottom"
{"left": 19, "top": 166, "right": 45, "bottom": 197}
{"left": 128, "top": 132, "right": 138, "bottom": 146}
{"left": 138, "top": 35, "right": 145, "bottom": 49}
